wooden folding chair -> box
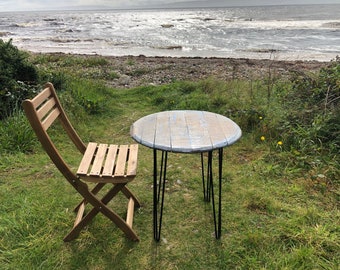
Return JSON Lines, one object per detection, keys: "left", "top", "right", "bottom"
{"left": 22, "top": 82, "right": 140, "bottom": 241}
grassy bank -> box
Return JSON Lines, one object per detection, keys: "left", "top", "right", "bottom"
{"left": 0, "top": 54, "right": 339, "bottom": 269}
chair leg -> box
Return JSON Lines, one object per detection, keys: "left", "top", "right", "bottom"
{"left": 64, "top": 183, "right": 139, "bottom": 242}
{"left": 73, "top": 183, "right": 106, "bottom": 212}
{"left": 121, "top": 186, "right": 141, "bottom": 208}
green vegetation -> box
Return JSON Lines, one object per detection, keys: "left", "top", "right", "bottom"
{"left": 0, "top": 39, "right": 39, "bottom": 119}
{"left": 0, "top": 46, "right": 339, "bottom": 269}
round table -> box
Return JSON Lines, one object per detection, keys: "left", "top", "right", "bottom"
{"left": 130, "top": 110, "right": 242, "bottom": 241}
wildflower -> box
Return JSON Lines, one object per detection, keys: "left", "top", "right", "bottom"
{"left": 259, "top": 116, "right": 263, "bottom": 120}
{"left": 260, "top": 136, "right": 265, "bottom": 141}
{"left": 277, "top": 141, "right": 283, "bottom": 146}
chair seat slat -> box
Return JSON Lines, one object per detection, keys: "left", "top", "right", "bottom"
{"left": 90, "top": 144, "right": 108, "bottom": 176}
{"left": 77, "top": 142, "right": 97, "bottom": 175}
{"left": 102, "top": 144, "right": 118, "bottom": 177}
{"left": 115, "top": 145, "right": 128, "bottom": 176}
{"left": 127, "top": 144, "right": 138, "bottom": 176}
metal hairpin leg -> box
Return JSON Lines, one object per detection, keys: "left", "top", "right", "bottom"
{"left": 153, "top": 149, "right": 167, "bottom": 241}
{"left": 201, "top": 148, "right": 223, "bottom": 239}
{"left": 154, "top": 148, "right": 223, "bottom": 241}
{"left": 201, "top": 151, "right": 213, "bottom": 202}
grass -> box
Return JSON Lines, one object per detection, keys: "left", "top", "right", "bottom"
{"left": 0, "top": 54, "right": 339, "bottom": 269}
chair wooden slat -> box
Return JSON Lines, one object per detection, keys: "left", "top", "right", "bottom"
{"left": 127, "top": 144, "right": 138, "bottom": 176}
{"left": 37, "top": 98, "right": 56, "bottom": 120}
{"left": 115, "top": 145, "right": 128, "bottom": 176}
{"left": 77, "top": 142, "right": 97, "bottom": 175}
{"left": 42, "top": 107, "right": 60, "bottom": 130}
{"left": 90, "top": 144, "right": 108, "bottom": 176}
{"left": 102, "top": 144, "right": 118, "bottom": 177}
{"left": 31, "top": 86, "right": 52, "bottom": 108}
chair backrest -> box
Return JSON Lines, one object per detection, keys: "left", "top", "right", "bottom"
{"left": 22, "top": 82, "right": 86, "bottom": 183}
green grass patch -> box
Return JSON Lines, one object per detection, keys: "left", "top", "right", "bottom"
{"left": 0, "top": 54, "right": 339, "bottom": 269}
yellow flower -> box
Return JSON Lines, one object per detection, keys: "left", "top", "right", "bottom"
{"left": 259, "top": 116, "right": 263, "bottom": 120}
{"left": 277, "top": 141, "right": 283, "bottom": 146}
{"left": 260, "top": 136, "right": 265, "bottom": 141}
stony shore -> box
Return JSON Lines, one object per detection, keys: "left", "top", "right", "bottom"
{"left": 99, "top": 55, "right": 331, "bottom": 88}
{"left": 38, "top": 53, "right": 332, "bottom": 88}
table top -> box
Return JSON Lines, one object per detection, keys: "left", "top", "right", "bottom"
{"left": 130, "top": 110, "right": 242, "bottom": 153}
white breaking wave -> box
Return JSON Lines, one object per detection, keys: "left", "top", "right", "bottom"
{"left": 0, "top": 4, "right": 339, "bottom": 61}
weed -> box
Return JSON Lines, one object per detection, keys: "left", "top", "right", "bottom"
{"left": 0, "top": 108, "right": 36, "bottom": 153}
{"left": 68, "top": 80, "right": 110, "bottom": 114}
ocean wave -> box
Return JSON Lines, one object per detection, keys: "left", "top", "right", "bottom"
{"left": 1, "top": 5, "right": 339, "bottom": 61}
{"left": 322, "top": 22, "right": 340, "bottom": 28}
{"left": 161, "top": 24, "right": 175, "bottom": 28}
{"left": 0, "top": 32, "right": 10, "bottom": 37}
{"left": 9, "top": 22, "right": 39, "bottom": 28}
{"left": 242, "top": 48, "right": 283, "bottom": 53}
{"left": 9, "top": 23, "right": 22, "bottom": 28}
{"left": 57, "top": 28, "right": 81, "bottom": 33}
{"left": 155, "top": 45, "right": 183, "bottom": 50}
{"left": 50, "top": 38, "right": 94, "bottom": 43}
{"left": 43, "top": 18, "right": 58, "bottom": 22}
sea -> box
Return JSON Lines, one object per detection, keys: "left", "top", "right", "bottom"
{"left": 0, "top": 4, "right": 340, "bottom": 61}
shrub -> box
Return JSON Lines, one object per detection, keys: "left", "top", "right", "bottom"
{"left": 0, "top": 39, "right": 39, "bottom": 119}
{"left": 254, "top": 58, "right": 340, "bottom": 182}
{"left": 283, "top": 58, "right": 340, "bottom": 156}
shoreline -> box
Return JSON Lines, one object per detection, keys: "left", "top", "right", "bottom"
{"left": 32, "top": 52, "right": 332, "bottom": 88}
